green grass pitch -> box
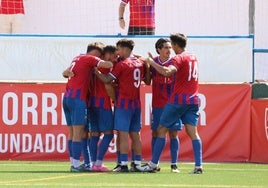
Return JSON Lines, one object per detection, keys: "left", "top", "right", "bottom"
{"left": 0, "top": 161, "right": 267, "bottom": 188}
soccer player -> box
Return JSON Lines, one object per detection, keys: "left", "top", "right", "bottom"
{"left": 62, "top": 42, "right": 113, "bottom": 172}
{"left": 95, "top": 39, "right": 150, "bottom": 172}
{"left": 141, "top": 33, "right": 203, "bottom": 174}
{"left": 119, "top": 0, "right": 155, "bottom": 35}
{"left": 62, "top": 42, "right": 105, "bottom": 171}
{"left": 145, "top": 38, "right": 181, "bottom": 173}
{"left": 0, "top": 0, "right": 25, "bottom": 33}
{"left": 89, "top": 45, "right": 118, "bottom": 172}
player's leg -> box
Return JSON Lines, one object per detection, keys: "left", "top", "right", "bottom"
{"left": 71, "top": 125, "right": 85, "bottom": 171}
{"left": 118, "top": 131, "right": 129, "bottom": 172}
{"left": 128, "top": 108, "right": 143, "bottom": 172}
{"left": 114, "top": 108, "right": 132, "bottom": 172}
{"left": 62, "top": 97, "right": 74, "bottom": 169}
{"left": 112, "top": 131, "right": 121, "bottom": 172}
{"left": 81, "top": 129, "right": 91, "bottom": 171}
{"left": 128, "top": 108, "right": 143, "bottom": 171}
{"left": 151, "top": 108, "right": 162, "bottom": 155}
{"left": 67, "top": 126, "right": 73, "bottom": 168}
{"left": 70, "top": 99, "right": 88, "bottom": 172}
{"left": 185, "top": 124, "right": 203, "bottom": 173}
{"left": 168, "top": 129, "right": 180, "bottom": 173}
{"left": 80, "top": 107, "right": 91, "bottom": 170}
{"left": 182, "top": 105, "right": 203, "bottom": 174}
{"left": 142, "top": 103, "right": 182, "bottom": 172}
{"left": 168, "top": 119, "right": 182, "bottom": 173}
{"left": 92, "top": 109, "right": 114, "bottom": 171}
{"left": 88, "top": 107, "right": 100, "bottom": 166}
{"left": 129, "top": 131, "right": 142, "bottom": 171}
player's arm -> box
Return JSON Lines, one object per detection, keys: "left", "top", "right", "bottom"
{"left": 94, "top": 68, "right": 115, "bottom": 84}
{"left": 119, "top": 2, "right": 126, "bottom": 29}
{"left": 62, "top": 67, "right": 74, "bottom": 78}
{"left": 146, "top": 57, "right": 176, "bottom": 77}
{"left": 140, "top": 57, "right": 152, "bottom": 85}
{"left": 97, "top": 60, "right": 113, "bottom": 69}
{"left": 105, "top": 83, "right": 116, "bottom": 102}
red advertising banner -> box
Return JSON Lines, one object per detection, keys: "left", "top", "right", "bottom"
{"left": 0, "top": 83, "right": 68, "bottom": 160}
{"left": 139, "top": 84, "right": 252, "bottom": 162}
{"left": 0, "top": 83, "right": 254, "bottom": 162}
{"left": 250, "top": 99, "right": 268, "bottom": 163}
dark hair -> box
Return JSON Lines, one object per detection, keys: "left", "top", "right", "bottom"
{"left": 103, "top": 45, "right": 117, "bottom": 54}
{"left": 170, "top": 33, "right": 187, "bottom": 48}
{"left": 155, "top": 38, "right": 170, "bottom": 54}
{"left": 116, "top": 39, "right": 135, "bottom": 51}
{"left": 86, "top": 42, "right": 105, "bottom": 54}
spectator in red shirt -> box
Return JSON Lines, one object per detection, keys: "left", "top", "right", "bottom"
{"left": 119, "top": 0, "right": 155, "bottom": 35}
{"left": 0, "top": 0, "right": 25, "bottom": 33}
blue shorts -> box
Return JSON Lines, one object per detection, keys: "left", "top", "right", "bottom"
{"left": 85, "top": 108, "right": 91, "bottom": 131}
{"left": 160, "top": 103, "right": 199, "bottom": 128}
{"left": 152, "top": 108, "right": 182, "bottom": 131}
{"left": 114, "top": 108, "right": 141, "bottom": 132}
{"left": 89, "top": 107, "right": 114, "bottom": 132}
{"left": 63, "top": 97, "right": 87, "bottom": 126}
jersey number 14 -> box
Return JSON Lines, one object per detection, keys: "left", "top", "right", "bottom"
{"left": 188, "top": 61, "right": 198, "bottom": 81}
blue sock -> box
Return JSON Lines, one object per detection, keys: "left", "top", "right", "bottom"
{"left": 68, "top": 140, "right": 72, "bottom": 158}
{"left": 82, "top": 138, "right": 90, "bottom": 165}
{"left": 170, "top": 137, "right": 179, "bottom": 164}
{"left": 120, "top": 153, "right": 128, "bottom": 165}
{"left": 116, "top": 151, "right": 121, "bottom": 164}
{"left": 134, "top": 155, "right": 142, "bottom": 162}
{"left": 97, "top": 134, "right": 113, "bottom": 161}
{"left": 151, "top": 137, "right": 156, "bottom": 154}
{"left": 152, "top": 137, "right": 166, "bottom": 164}
{"left": 131, "top": 149, "right": 135, "bottom": 162}
{"left": 72, "top": 141, "right": 82, "bottom": 161}
{"left": 90, "top": 136, "right": 99, "bottom": 162}
{"left": 192, "top": 139, "right": 202, "bottom": 167}
{"left": 87, "top": 138, "right": 91, "bottom": 162}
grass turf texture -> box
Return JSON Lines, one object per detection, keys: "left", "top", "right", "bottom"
{"left": 0, "top": 161, "right": 267, "bottom": 188}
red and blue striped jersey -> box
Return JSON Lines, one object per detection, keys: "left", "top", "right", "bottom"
{"left": 122, "top": 0, "right": 155, "bottom": 28}
{"left": 110, "top": 56, "right": 145, "bottom": 109}
{"left": 169, "top": 52, "right": 200, "bottom": 105}
{"left": 89, "top": 67, "right": 113, "bottom": 110}
{"left": 0, "top": 0, "right": 24, "bottom": 14}
{"left": 151, "top": 56, "right": 175, "bottom": 108}
{"left": 64, "top": 54, "right": 101, "bottom": 101}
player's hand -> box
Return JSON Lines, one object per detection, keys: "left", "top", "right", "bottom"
{"left": 148, "top": 52, "right": 153, "bottom": 59}
{"left": 134, "top": 54, "right": 142, "bottom": 58}
{"left": 62, "top": 69, "right": 74, "bottom": 78}
{"left": 94, "top": 67, "right": 101, "bottom": 75}
{"left": 119, "top": 19, "right": 125, "bottom": 29}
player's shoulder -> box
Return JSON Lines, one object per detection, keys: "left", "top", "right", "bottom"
{"left": 182, "top": 51, "right": 197, "bottom": 59}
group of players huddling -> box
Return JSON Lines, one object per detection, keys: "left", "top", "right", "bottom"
{"left": 62, "top": 33, "right": 203, "bottom": 174}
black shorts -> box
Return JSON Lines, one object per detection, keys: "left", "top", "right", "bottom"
{"left": 128, "top": 27, "right": 155, "bottom": 35}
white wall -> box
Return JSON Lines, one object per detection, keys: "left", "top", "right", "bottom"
{"left": 254, "top": 0, "right": 268, "bottom": 80}
{"left": 22, "top": 0, "right": 249, "bottom": 35}
{"left": 0, "top": 36, "right": 253, "bottom": 83}
{"left": 1, "top": 0, "right": 267, "bottom": 80}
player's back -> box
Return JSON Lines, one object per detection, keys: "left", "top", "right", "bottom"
{"left": 111, "top": 56, "right": 144, "bottom": 110}
{"left": 90, "top": 67, "right": 112, "bottom": 109}
{"left": 169, "top": 52, "right": 199, "bottom": 105}
{"left": 65, "top": 54, "right": 100, "bottom": 101}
